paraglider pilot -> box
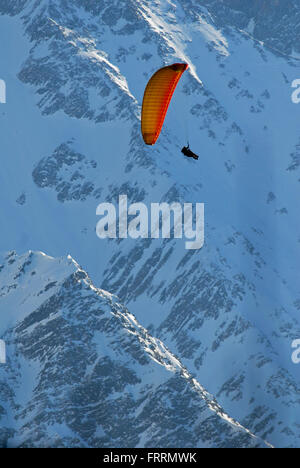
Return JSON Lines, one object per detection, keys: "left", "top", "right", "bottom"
{"left": 181, "top": 144, "right": 199, "bottom": 160}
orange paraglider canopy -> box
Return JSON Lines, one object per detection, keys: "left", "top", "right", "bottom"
{"left": 141, "top": 63, "right": 189, "bottom": 145}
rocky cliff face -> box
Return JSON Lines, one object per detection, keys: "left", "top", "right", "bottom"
{"left": 197, "top": 0, "right": 300, "bottom": 56}
{"left": 0, "top": 251, "right": 268, "bottom": 448}
{"left": 0, "top": 0, "right": 299, "bottom": 447}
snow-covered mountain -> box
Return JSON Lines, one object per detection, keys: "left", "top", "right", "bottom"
{"left": 0, "top": 251, "right": 270, "bottom": 448}
{"left": 0, "top": 0, "right": 300, "bottom": 447}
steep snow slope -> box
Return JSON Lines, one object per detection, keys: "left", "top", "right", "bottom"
{"left": 0, "top": 251, "right": 269, "bottom": 448}
{"left": 0, "top": 0, "right": 300, "bottom": 447}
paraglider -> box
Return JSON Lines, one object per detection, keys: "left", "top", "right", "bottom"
{"left": 141, "top": 62, "right": 199, "bottom": 161}
{"left": 181, "top": 144, "right": 199, "bottom": 160}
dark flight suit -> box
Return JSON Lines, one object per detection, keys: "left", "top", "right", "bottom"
{"left": 181, "top": 146, "right": 199, "bottom": 160}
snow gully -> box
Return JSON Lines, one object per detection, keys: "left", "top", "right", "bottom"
{"left": 96, "top": 195, "right": 205, "bottom": 250}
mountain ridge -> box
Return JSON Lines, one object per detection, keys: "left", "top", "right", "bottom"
{"left": 0, "top": 250, "right": 270, "bottom": 448}
{"left": 0, "top": 0, "right": 299, "bottom": 447}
